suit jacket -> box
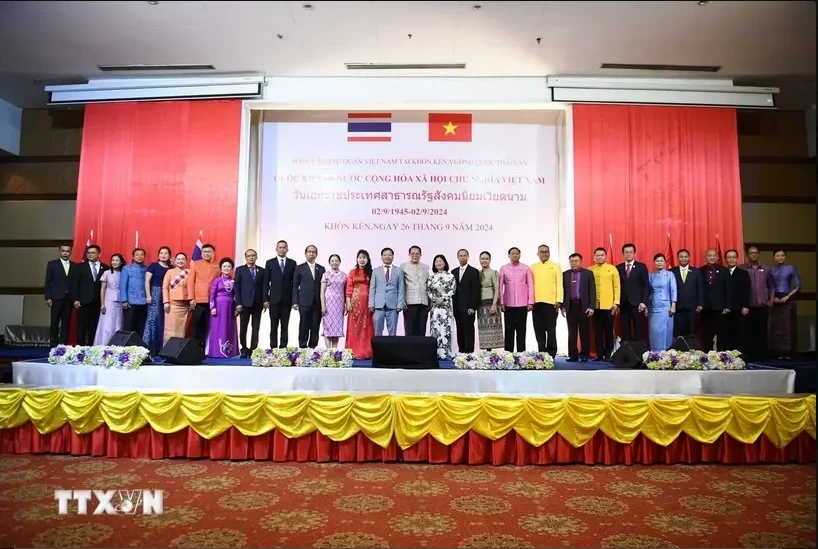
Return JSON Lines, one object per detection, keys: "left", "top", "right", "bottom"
{"left": 234, "top": 264, "right": 265, "bottom": 308}
{"left": 73, "top": 261, "right": 109, "bottom": 305}
{"left": 670, "top": 266, "right": 703, "bottom": 311}
{"left": 616, "top": 261, "right": 651, "bottom": 306}
{"left": 452, "top": 265, "right": 480, "bottom": 312}
{"left": 263, "top": 256, "right": 297, "bottom": 305}
{"left": 292, "top": 263, "right": 325, "bottom": 307}
{"left": 700, "top": 264, "right": 732, "bottom": 311}
{"left": 562, "top": 268, "right": 596, "bottom": 312}
{"left": 726, "top": 266, "right": 752, "bottom": 311}
{"left": 368, "top": 265, "right": 405, "bottom": 310}
{"left": 44, "top": 259, "right": 76, "bottom": 301}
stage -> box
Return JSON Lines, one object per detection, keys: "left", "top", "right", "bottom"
{"left": 9, "top": 357, "right": 796, "bottom": 395}
{"left": 1, "top": 356, "right": 814, "bottom": 466}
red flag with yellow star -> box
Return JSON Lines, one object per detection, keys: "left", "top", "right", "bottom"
{"left": 428, "top": 113, "right": 472, "bottom": 142}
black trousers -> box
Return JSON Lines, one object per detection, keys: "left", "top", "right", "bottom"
{"left": 746, "top": 307, "right": 769, "bottom": 361}
{"left": 191, "top": 303, "right": 211, "bottom": 349}
{"left": 566, "top": 302, "right": 590, "bottom": 359}
{"left": 723, "top": 311, "right": 745, "bottom": 353}
{"left": 701, "top": 308, "right": 724, "bottom": 351}
{"left": 124, "top": 304, "right": 148, "bottom": 339}
{"left": 673, "top": 308, "right": 697, "bottom": 339}
{"left": 268, "top": 303, "right": 292, "bottom": 348}
{"left": 455, "top": 310, "right": 476, "bottom": 353}
{"left": 532, "top": 302, "right": 558, "bottom": 354}
{"left": 49, "top": 298, "right": 72, "bottom": 347}
{"left": 620, "top": 303, "right": 645, "bottom": 342}
{"left": 76, "top": 302, "right": 101, "bottom": 346}
{"left": 403, "top": 304, "right": 429, "bottom": 336}
{"left": 503, "top": 306, "right": 528, "bottom": 352}
{"left": 593, "top": 309, "right": 615, "bottom": 359}
{"left": 239, "top": 305, "right": 263, "bottom": 353}
{"left": 298, "top": 305, "right": 321, "bottom": 348}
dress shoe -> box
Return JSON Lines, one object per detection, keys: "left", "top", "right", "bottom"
{"left": 566, "top": 357, "right": 579, "bottom": 362}
{"left": 593, "top": 357, "right": 604, "bottom": 362}
{"left": 580, "top": 357, "right": 588, "bottom": 362}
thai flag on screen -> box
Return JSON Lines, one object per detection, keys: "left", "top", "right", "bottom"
{"left": 192, "top": 231, "right": 203, "bottom": 261}
{"left": 347, "top": 113, "right": 392, "bottom": 142}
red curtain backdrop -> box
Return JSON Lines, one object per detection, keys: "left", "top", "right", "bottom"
{"left": 572, "top": 105, "right": 743, "bottom": 266}
{"left": 72, "top": 100, "right": 243, "bottom": 263}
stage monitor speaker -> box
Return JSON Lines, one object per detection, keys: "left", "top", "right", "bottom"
{"left": 107, "top": 330, "right": 148, "bottom": 349}
{"left": 669, "top": 335, "right": 702, "bottom": 352}
{"left": 158, "top": 337, "right": 204, "bottom": 365}
{"left": 371, "top": 336, "right": 439, "bottom": 370}
{"left": 611, "top": 340, "right": 648, "bottom": 369}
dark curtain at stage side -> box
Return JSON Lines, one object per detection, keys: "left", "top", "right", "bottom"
{"left": 72, "top": 100, "right": 243, "bottom": 262}
{"left": 572, "top": 105, "right": 743, "bottom": 266}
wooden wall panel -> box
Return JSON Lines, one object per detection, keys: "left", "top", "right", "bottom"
{"left": 742, "top": 203, "right": 816, "bottom": 244}
{"left": 0, "top": 161, "right": 80, "bottom": 194}
{"left": 19, "top": 109, "right": 83, "bottom": 156}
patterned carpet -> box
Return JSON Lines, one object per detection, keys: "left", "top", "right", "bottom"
{"left": 0, "top": 455, "right": 815, "bottom": 548}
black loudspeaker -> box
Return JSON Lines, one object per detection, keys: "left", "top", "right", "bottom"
{"left": 107, "top": 330, "right": 148, "bottom": 349}
{"left": 158, "top": 337, "right": 205, "bottom": 365}
{"left": 669, "top": 335, "right": 702, "bottom": 352}
{"left": 610, "top": 340, "right": 648, "bottom": 369}
{"left": 371, "top": 336, "right": 439, "bottom": 370}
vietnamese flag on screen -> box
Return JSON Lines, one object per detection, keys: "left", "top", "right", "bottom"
{"left": 428, "top": 113, "right": 473, "bottom": 142}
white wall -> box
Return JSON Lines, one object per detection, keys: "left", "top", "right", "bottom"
{"left": 0, "top": 98, "right": 22, "bottom": 156}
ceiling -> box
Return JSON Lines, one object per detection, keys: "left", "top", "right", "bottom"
{"left": 0, "top": 0, "right": 814, "bottom": 109}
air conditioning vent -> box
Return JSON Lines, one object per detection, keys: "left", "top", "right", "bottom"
{"left": 601, "top": 63, "right": 721, "bottom": 73}
{"left": 98, "top": 64, "right": 216, "bottom": 72}
{"left": 345, "top": 63, "right": 466, "bottom": 70}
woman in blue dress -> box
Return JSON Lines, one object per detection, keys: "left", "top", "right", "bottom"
{"left": 143, "top": 246, "right": 172, "bottom": 354}
{"left": 648, "top": 253, "right": 677, "bottom": 351}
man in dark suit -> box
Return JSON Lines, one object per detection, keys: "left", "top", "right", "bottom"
{"left": 263, "top": 240, "right": 297, "bottom": 348}
{"left": 44, "top": 244, "right": 76, "bottom": 347}
{"left": 616, "top": 243, "right": 650, "bottom": 342}
{"left": 292, "top": 245, "right": 325, "bottom": 348}
{"left": 73, "top": 245, "right": 108, "bottom": 346}
{"left": 723, "top": 249, "right": 751, "bottom": 353}
{"left": 452, "top": 249, "right": 480, "bottom": 353}
{"left": 234, "top": 249, "right": 265, "bottom": 358}
{"left": 561, "top": 253, "right": 596, "bottom": 362}
{"left": 700, "top": 248, "right": 732, "bottom": 351}
{"left": 670, "top": 248, "right": 703, "bottom": 340}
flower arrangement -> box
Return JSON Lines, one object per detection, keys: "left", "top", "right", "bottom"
{"left": 453, "top": 349, "right": 554, "bottom": 370}
{"left": 251, "top": 347, "right": 354, "bottom": 368}
{"left": 641, "top": 349, "right": 745, "bottom": 371}
{"left": 48, "top": 345, "right": 149, "bottom": 370}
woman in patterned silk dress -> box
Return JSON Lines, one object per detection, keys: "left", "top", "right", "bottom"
{"left": 206, "top": 257, "right": 239, "bottom": 359}
{"left": 143, "top": 246, "right": 171, "bottom": 354}
{"left": 427, "top": 254, "right": 456, "bottom": 359}
{"left": 94, "top": 254, "right": 125, "bottom": 345}
{"left": 477, "top": 251, "right": 504, "bottom": 350}
{"left": 768, "top": 249, "right": 801, "bottom": 360}
{"left": 320, "top": 254, "right": 347, "bottom": 349}
{"left": 345, "top": 250, "right": 374, "bottom": 360}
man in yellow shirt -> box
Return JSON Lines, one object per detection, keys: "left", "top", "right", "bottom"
{"left": 530, "top": 244, "right": 563, "bottom": 355}
{"left": 588, "top": 247, "right": 621, "bottom": 361}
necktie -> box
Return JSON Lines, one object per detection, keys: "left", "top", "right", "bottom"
{"left": 250, "top": 267, "right": 256, "bottom": 280}
{"left": 63, "top": 261, "right": 68, "bottom": 275}
{"left": 681, "top": 269, "right": 687, "bottom": 282}
{"left": 385, "top": 266, "right": 391, "bottom": 282}
{"left": 626, "top": 264, "right": 632, "bottom": 278}
{"left": 92, "top": 263, "right": 98, "bottom": 279}
{"left": 279, "top": 258, "right": 285, "bottom": 273}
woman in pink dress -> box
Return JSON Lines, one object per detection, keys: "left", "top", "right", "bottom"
{"left": 94, "top": 254, "right": 125, "bottom": 345}
{"left": 320, "top": 254, "right": 347, "bottom": 349}
{"left": 344, "top": 250, "right": 374, "bottom": 359}
{"left": 206, "top": 257, "right": 239, "bottom": 359}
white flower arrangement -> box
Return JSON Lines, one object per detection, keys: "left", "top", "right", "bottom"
{"left": 251, "top": 347, "right": 354, "bottom": 368}
{"left": 47, "top": 345, "right": 149, "bottom": 370}
{"left": 641, "top": 349, "right": 745, "bottom": 371}
{"left": 453, "top": 349, "right": 554, "bottom": 370}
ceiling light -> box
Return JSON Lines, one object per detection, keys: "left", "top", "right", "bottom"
{"left": 302, "top": 2, "right": 313, "bottom": 9}
{"left": 33, "top": 79, "right": 42, "bottom": 85}
{"left": 697, "top": 1, "right": 709, "bottom": 5}
{"left": 805, "top": 80, "right": 814, "bottom": 85}
{"left": 147, "top": 1, "right": 158, "bottom": 4}
{"left": 473, "top": 4, "right": 482, "bottom": 9}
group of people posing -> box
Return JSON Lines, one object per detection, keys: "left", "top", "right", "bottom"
{"left": 44, "top": 240, "right": 800, "bottom": 362}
